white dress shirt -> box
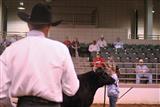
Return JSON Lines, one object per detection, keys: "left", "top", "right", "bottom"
{"left": 88, "top": 44, "right": 100, "bottom": 52}
{"left": 114, "top": 41, "right": 124, "bottom": 49}
{"left": 135, "top": 65, "right": 149, "bottom": 73}
{"left": 97, "top": 39, "right": 107, "bottom": 48}
{"left": 0, "top": 30, "right": 79, "bottom": 102}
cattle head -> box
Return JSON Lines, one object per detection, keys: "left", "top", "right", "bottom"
{"left": 62, "top": 68, "right": 115, "bottom": 107}
{"left": 94, "top": 68, "right": 115, "bottom": 88}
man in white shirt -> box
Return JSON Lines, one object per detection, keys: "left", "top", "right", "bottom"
{"left": 135, "top": 59, "right": 152, "bottom": 84}
{"left": 97, "top": 35, "right": 107, "bottom": 59}
{"left": 114, "top": 37, "right": 124, "bottom": 53}
{"left": 0, "top": 3, "right": 79, "bottom": 107}
{"left": 88, "top": 40, "right": 100, "bottom": 61}
{"left": 97, "top": 35, "right": 107, "bottom": 49}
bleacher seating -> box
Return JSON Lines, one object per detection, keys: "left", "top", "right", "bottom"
{"left": 71, "top": 43, "right": 160, "bottom": 84}
{"left": 1, "top": 43, "right": 160, "bottom": 84}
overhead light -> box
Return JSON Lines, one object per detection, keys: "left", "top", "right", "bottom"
{"left": 20, "top": 2, "right": 24, "bottom": 6}
{"left": 152, "top": 10, "right": 155, "bottom": 13}
{"left": 17, "top": 1, "right": 25, "bottom": 10}
{"left": 45, "top": 0, "right": 53, "bottom": 2}
{"left": 17, "top": 6, "right": 25, "bottom": 10}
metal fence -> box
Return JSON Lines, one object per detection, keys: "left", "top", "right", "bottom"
{"left": 73, "top": 60, "right": 160, "bottom": 84}
{"left": 129, "top": 34, "right": 160, "bottom": 40}
{"left": 117, "top": 62, "right": 160, "bottom": 84}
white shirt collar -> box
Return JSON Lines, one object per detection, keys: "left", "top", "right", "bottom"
{"left": 27, "top": 30, "right": 45, "bottom": 37}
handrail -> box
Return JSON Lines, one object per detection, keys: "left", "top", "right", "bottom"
{"left": 72, "top": 60, "right": 160, "bottom": 84}
{"left": 129, "top": 34, "right": 160, "bottom": 40}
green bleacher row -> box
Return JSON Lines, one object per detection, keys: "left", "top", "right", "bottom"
{"left": 1, "top": 43, "right": 160, "bottom": 63}
{"left": 77, "top": 43, "right": 160, "bottom": 63}
{"left": 72, "top": 57, "right": 160, "bottom": 84}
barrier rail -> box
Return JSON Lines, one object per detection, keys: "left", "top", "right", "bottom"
{"left": 117, "top": 62, "right": 160, "bottom": 84}
{"left": 73, "top": 60, "right": 160, "bottom": 84}
{"left": 129, "top": 34, "right": 160, "bottom": 40}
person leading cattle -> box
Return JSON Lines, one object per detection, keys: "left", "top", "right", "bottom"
{"left": 106, "top": 64, "right": 120, "bottom": 107}
{"left": 0, "top": 3, "right": 79, "bottom": 107}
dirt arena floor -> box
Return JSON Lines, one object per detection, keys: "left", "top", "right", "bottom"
{"left": 91, "top": 104, "right": 159, "bottom": 107}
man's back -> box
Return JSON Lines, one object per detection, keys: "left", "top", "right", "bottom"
{"left": 0, "top": 30, "right": 79, "bottom": 102}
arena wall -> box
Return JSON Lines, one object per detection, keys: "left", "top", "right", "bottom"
{"left": 3, "top": 27, "right": 160, "bottom": 45}
{"left": 49, "top": 28, "right": 127, "bottom": 43}
{"left": 49, "top": 28, "right": 160, "bottom": 45}
{"left": 6, "top": 0, "right": 160, "bottom": 36}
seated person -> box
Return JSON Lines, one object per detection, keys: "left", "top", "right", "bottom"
{"left": 88, "top": 40, "right": 100, "bottom": 61}
{"left": 114, "top": 37, "right": 124, "bottom": 53}
{"left": 135, "top": 59, "right": 152, "bottom": 84}
{"left": 97, "top": 35, "right": 107, "bottom": 59}
{"left": 97, "top": 35, "right": 107, "bottom": 49}
{"left": 91, "top": 53, "right": 106, "bottom": 71}
{"left": 63, "top": 36, "right": 72, "bottom": 47}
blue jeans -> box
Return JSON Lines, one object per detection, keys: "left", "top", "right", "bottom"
{"left": 136, "top": 73, "right": 152, "bottom": 84}
{"left": 108, "top": 96, "right": 118, "bottom": 107}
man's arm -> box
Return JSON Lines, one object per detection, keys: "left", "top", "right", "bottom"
{"left": 144, "top": 65, "right": 149, "bottom": 72}
{"left": 0, "top": 49, "right": 12, "bottom": 106}
{"left": 88, "top": 45, "right": 92, "bottom": 52}
{"left": 61, "top": 47, "right": 79, "bottom": 96}
{"left": 104, "top": 40, "right": 107, "bottom": 47}
{"left": 96, "top": 45, "right": 100, "bottom": 52}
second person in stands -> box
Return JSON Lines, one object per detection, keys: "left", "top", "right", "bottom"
{"left": 88, "top": 40, "right": 100, "bottom": 61}
{"left": 114, "top": 37, "right": 124, "bottom": 53}
{"left": 97, "top": 35, "right": 107, "bottom": 59}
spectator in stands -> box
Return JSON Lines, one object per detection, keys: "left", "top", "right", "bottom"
{"left": 0, "top": 3, "right": 79, "bottom": 107}
{"left": 97, "top": 35, "right": 107, "bottom": 58}
{"left": 63, "top": 36, "right": 72, "bottom": 47}
{"left": 114, "top": 37, "right": 124, "bottom": 53}
{"left": 135, "top": 59, "right": 152, "bottom": 84}
{"left": 107, "top": 64, "right": 120, "bottom": 107}
{"left": 91, "top": 53, "right": 106, "bottom": 71}
{"left": 63, "top": 36, "right": 73, "bottom": 56}
{"left": 72, "top": 37, "right": 80, "bottom": 58}
{"left": 97, "top": 35, "right": 107, "bottom": 48}
{"left": 88, "top": 40, "right": 100, "bottom": 61}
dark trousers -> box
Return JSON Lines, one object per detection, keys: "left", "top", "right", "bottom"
{"left": 17, "top": 96, "right": 61, "bottom": 107}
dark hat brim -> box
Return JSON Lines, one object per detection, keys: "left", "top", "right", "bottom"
{"left": 17, "top": 12, "right": 62, "bottom": 26}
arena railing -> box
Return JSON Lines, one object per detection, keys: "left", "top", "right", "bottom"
{"left": 129, "top": 34, "right": 160, "bottom": 40}
{"left": 73, "top": 60, "right": 160, "bottom": 84}
{"left": 117, "top": 62, "right": 160, "bottom": 84}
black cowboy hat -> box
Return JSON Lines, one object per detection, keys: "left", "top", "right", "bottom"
{"left": 17, "top": 3, "right": 62, "bottom": 26}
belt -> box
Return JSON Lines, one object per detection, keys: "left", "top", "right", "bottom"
{"left": 18, "top": 96, "right": 60, "bottom": 105}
